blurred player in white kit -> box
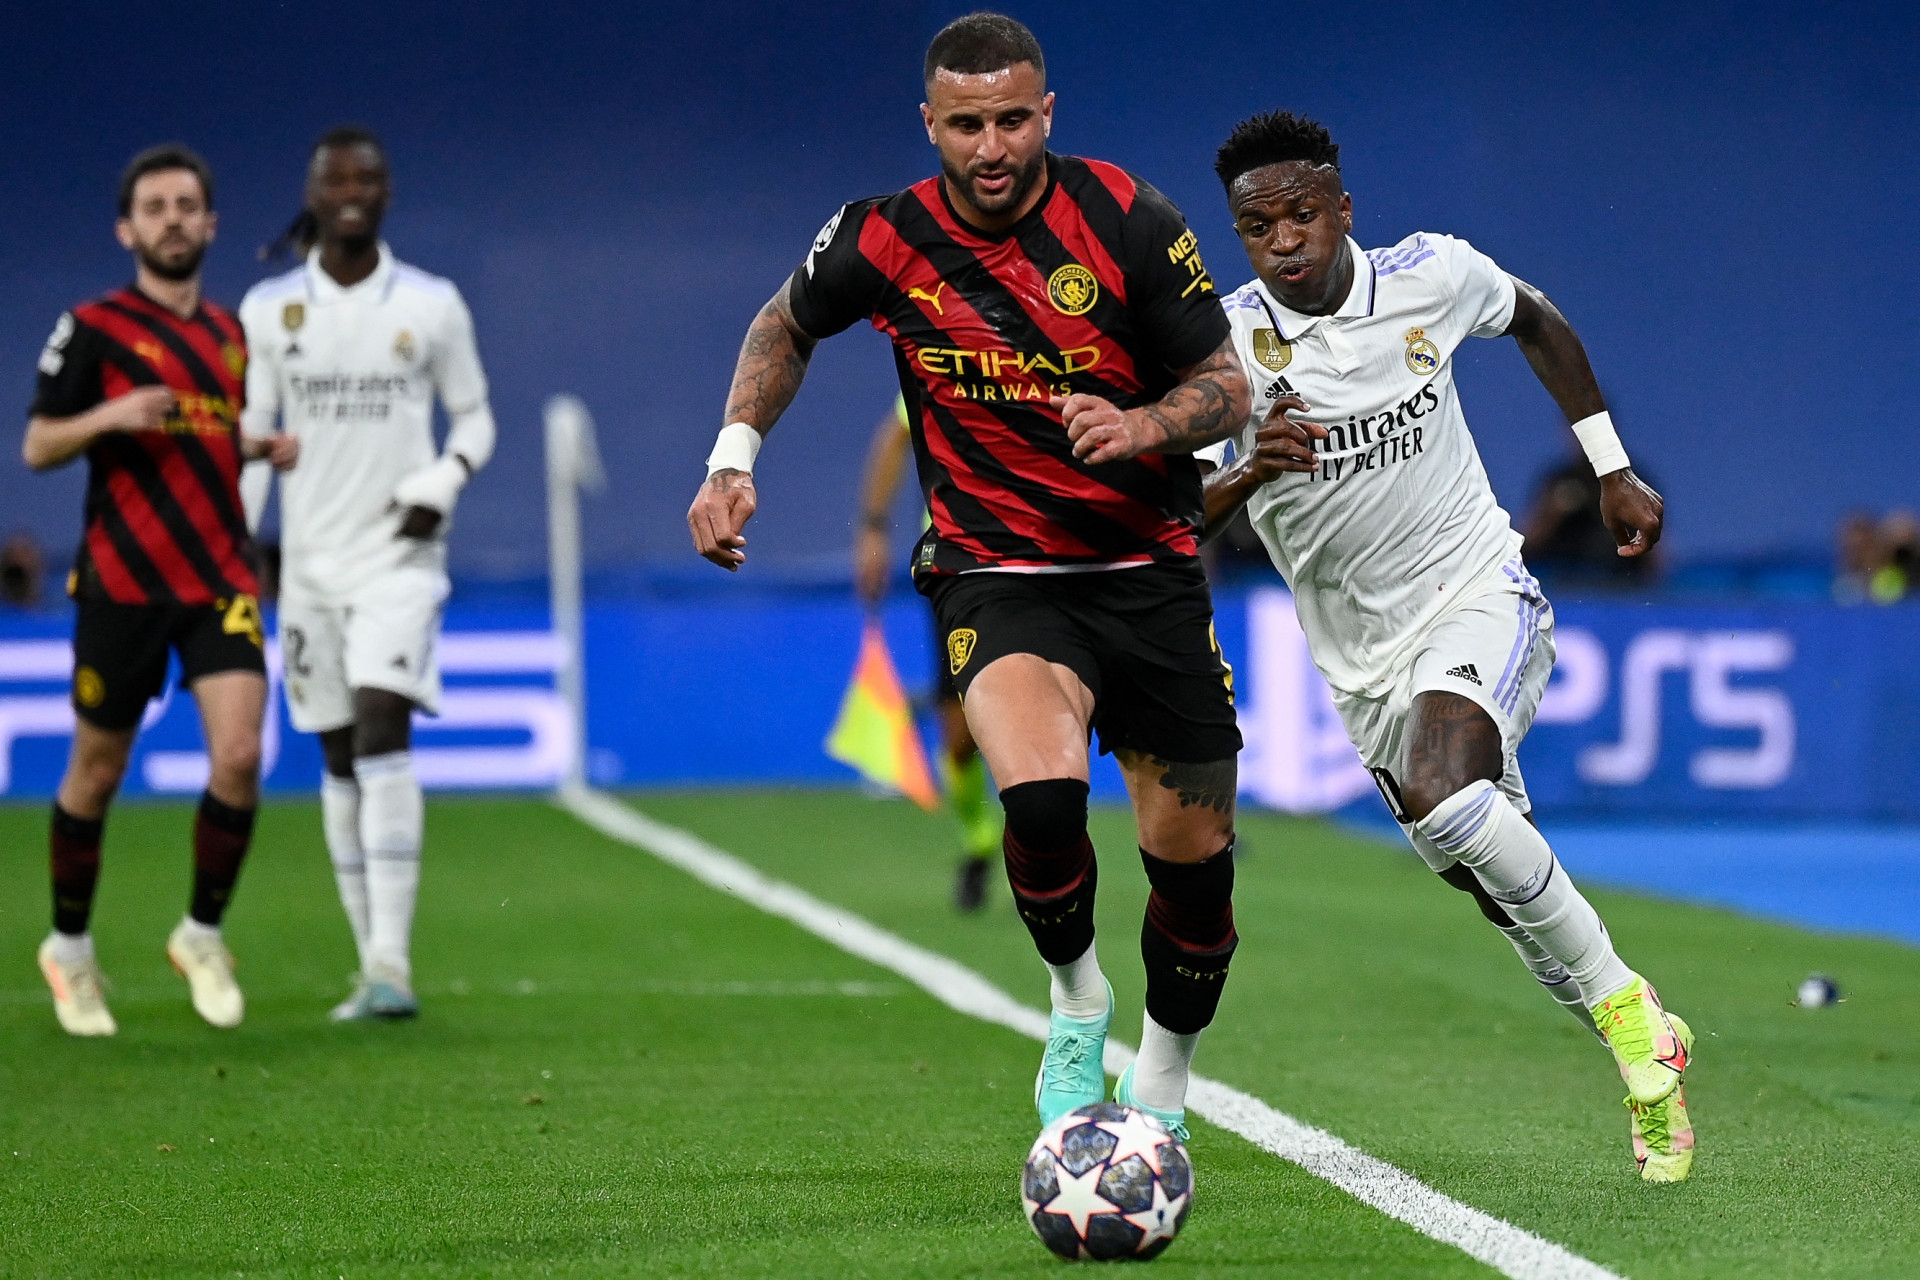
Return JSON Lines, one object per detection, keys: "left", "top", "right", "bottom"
{"left": 239, "top": 127, "right": 496, "bottom": 1020}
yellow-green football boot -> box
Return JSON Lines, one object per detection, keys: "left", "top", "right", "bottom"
{"left": 1628, "top": 1073, "right": 1695, "bottom": 1183}
{"left": 1593, "top": 977, "right": 1693, "bottom": 1106}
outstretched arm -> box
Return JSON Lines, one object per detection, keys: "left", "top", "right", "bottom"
{"left": 1506, "top": 278, "right": 1663, "bottom": 558}
{"left": 687, "top": 281, "right": 820, "bottom": 570}
{"left": 1051, "top": 335, "right": 1252, "bottom": 465}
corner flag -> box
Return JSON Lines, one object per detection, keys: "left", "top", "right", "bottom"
{"left": 826, "top": 619, "right": 941, "bottom": 811}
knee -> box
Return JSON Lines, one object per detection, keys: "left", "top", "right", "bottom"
{"left": 320, "top": 731, "right": 356, "bottom": 780}
{"left": 209, "top": 729, "right": 262, "bottom": 781}
{"left": 69, "top": 752, "right": 128, "bottom": 808}
{"left": 1403, "top": 758, "right": 1497, "bottom": 823}
{"left": 999, "top": 778, "right": 1088, "bottom": 852}
{"left": 351, "top": 708, "right": 412, "bottom": 759}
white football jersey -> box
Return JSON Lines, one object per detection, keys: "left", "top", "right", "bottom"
{"left": 1205, "top": 234, "right": 1523, "bottom": 697}
{"left": 239, "top": 244, "right": 490, "bottom": 598}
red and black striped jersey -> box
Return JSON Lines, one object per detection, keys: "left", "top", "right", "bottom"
{"left": 787, "top": 153, "right": 1228, "bottom": 579}
{"left": 30, "top": 287, "right": 258, "bottom": 606}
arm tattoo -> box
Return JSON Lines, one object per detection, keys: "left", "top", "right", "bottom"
{"left": 1150, "top": 756, "right": 1237, "bottom": 813}
{"left": 1142, "top": 339, "right": 1251, "bottom": 451}
{"left": 721, "top": 283, "right": 818, "bottom": 432}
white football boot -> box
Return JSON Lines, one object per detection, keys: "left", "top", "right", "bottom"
{"left": 166, "top": 920, "right": 245, "bottom": 1028}
{"left": 38, "top": 934, "right": 116, "bottom": 1037}
{"left": 329, "top": 973, "right": 375, "bottom": 1022}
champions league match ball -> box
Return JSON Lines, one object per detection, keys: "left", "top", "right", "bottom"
{"left": 1021, "top": 1102, "right": 1192, "bottom": 1261}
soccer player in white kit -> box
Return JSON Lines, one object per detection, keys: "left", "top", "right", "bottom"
{"left": 1199, "top": 113, "right": 1696, "bottom": 1182}
{"left": 239, "top": 127, "right": 496, "bottom": 1021}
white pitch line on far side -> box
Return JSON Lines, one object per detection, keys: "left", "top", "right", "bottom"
{"left": 557, "top": 786, "right": 1623, "bottom": 1280}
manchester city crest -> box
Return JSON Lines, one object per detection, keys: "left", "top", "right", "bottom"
{"left": 947, "top": 628, "right": 978, "bottom": 675}
{"left": 1404, "top": 327, "right": 1440, "bottom": 376}
{"left": 1047, "top": 264, "right": 1099, "bottom": 316}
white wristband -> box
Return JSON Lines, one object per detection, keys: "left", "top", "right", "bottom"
{"left": 1569, "top": 410, "right": 1630, "bottom": 477}
{"left": 705, "top": 422, "right": 763, "bottom": 478}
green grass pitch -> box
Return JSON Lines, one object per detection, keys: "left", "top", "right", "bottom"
{"left": 2, "top": 792, "right": 1917, "bottom": 1278}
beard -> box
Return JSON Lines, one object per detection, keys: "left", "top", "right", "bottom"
{"left": 944, "top": 147, "right": 1047, "bottom": 218}
{"left": 136, "top": 239, "right": 207, "bottom": 282}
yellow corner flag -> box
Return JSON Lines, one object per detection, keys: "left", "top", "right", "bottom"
{"left": 826, "top": 618, "right": 941, "bottom": 811}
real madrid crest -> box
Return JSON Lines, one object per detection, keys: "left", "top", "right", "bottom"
{"left": 947, "top": 628, "right": 978, "bottom": 675}
{"left": 282, "top": 302, "right": 305, "bottom": 332}
{"left": 1047, "top": 263, "right": 1099, "bottom": 316}
{"left": 1251, "top": 328, "right": 1292, "bottom": 372}
{"left": 393, "top": 329, "right": 416, "bottom": 362}
{"left": 1404, "top": 327, "right": 1440, "bottom": 376}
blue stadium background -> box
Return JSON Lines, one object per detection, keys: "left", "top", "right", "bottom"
{"left": 3, "top": 3, "right": 1917, "bottom": 938}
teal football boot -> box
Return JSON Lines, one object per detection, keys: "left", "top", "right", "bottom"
{"left": 1034, "top": 980, "right": 1113, "bottom": 1126}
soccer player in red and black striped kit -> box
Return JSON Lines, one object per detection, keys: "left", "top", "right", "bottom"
{"left": 22, "top": 146, "right": 298, "bottom": 1036}
{"left": 688, "top": 14, "right": 1255, "bottom": 1140}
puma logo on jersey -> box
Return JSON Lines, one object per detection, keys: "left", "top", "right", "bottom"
{"left": 907, "top": 283, "right": 948, "bottom": 315}
{"left": 1444, "top": 663, "right": 1481, "bottom": 685}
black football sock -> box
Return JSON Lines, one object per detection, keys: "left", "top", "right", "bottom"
{"left": 1139, "top": 841, "right": 1238, "bottom": 1035}
{"left": 189, "top": 792, "right": 256, "bottom": 927}
{"left": 50, "top": 803, "right": 104, "bottom": 935}
{"left": 1000, "top": 778, "right": 1098, "bottom": 966}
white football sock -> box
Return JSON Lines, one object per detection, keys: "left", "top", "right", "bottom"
{"left": 1048, "top": 940, "right": 1109, "bottom": 1020}
{"left": 1495, "top": 922, "right": 1603, "bottom": 1036}
{"left": 49, "top": 930, "right": 94, "bottom": 966}
{"left": 1131, "top": 1011, "right": 1200, "bottom": 1113}
{"left": 355, "top": 751, "right": 422, "bottom": 985}
{"left": 321, "top": 773, "right": 369, "bottom": 968}
{"left": 174, "top": 915, "right": 220, "bottom": 942}
{"left": 1416, "top": 781, "right": 1633, "bottom": 1010}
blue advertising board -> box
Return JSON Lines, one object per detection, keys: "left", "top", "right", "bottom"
{"left": 0, "top": 592, "right": 1914, "bottom": 822}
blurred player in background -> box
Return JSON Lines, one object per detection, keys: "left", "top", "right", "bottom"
{"left": 240, "top": 127, "right": 496, "bottom": 1021}
{"left": 690, "top": 14, "right": 1251, "bottom": 1140}
{"left": 854, "top": 394, "right": 1003, "bottom": 909}
{"left": 1201, "top": 112, "right": 1695, "bottom": 1181}
{"left": 22, "top": 145, "right": 298, "bottom": 1036}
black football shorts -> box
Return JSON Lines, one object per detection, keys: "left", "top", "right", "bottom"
{"left": 71, "top": 595, "right": 267, "bottom": 730}
{"left": 925, "top": 559, "right": 1240, "bottom": 763}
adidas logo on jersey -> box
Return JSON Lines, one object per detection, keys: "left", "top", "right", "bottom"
{"left": 1444, "top": 663, "right": 1481, "bottom": 685}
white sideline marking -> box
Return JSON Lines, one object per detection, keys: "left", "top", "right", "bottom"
{"left": 557, "top": 786, "right": 1623, "bottom": 1280}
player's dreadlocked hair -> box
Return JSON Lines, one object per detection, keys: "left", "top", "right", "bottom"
{"left": 1214, "top": 111, "right": 1341, "bottom": 191}
{"left": 118, "top": 144, "right": 214, "bottom": 217}
{"left": 924, "top": 11, "right": 1045, "bottom": 90}
{"left": 259, "top": 125, "right": 386, "bottom": 263}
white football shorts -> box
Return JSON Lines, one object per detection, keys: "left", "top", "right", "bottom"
{"left": 277, "top": 565, "right": 449, "bottom": 733}
{"left": 1330, "top": 556, "right": 1555, "bottom": 870}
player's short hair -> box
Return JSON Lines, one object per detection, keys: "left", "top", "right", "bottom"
{"left": 312, "top": 124, "right": 386, "bottom": 165}
{"left": 1214, "top": 111, "right": 1341, "bottom": 191}
{"left": 924, "top": 11, "right": 1045, "bottom": 90}
{"left": 118, "top": 144, "right": 214, "bottom": 217}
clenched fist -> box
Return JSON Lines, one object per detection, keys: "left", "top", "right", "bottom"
{"left": 688, "top": 469, "right": 758, "bottom": 570}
